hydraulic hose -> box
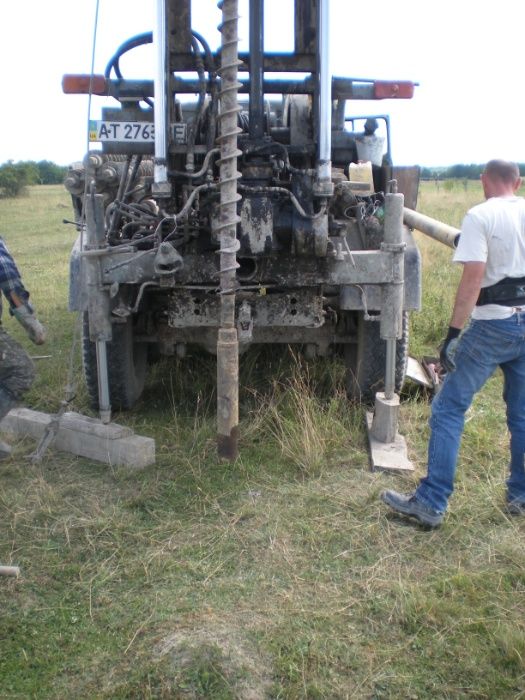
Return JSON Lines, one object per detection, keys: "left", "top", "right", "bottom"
{"left": 238, "top": 184, "right": 326, "bottom": 220}
{"left": 104, "top": 32, "right": 153, "bottom": 79}
{"left": 185, "top": 36, "right": 208, "bottom": 173}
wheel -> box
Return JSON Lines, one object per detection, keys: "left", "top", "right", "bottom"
{"left": 82, "top": 313, "right": 148, "bottom": 410}
{"left": 344, "top": 311, "right": 409, "bottom": 403}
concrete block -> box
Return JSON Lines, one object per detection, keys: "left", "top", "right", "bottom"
{"left": 366, "top": 411, "right": 413, "bottom": 472}
{"left": 370, "top": 392, "right": 399, "bottom": 444}
{"left": 1, "top": 408, "right": 155, "bottom": 469}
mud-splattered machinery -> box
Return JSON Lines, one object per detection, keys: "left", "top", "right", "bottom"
{"left": 63, "top": 0, "right": 422, "bottom": 459}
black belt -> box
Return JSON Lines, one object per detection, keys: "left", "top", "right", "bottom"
{"left": 477, "top": 276, "right": 525, "bottom": 306}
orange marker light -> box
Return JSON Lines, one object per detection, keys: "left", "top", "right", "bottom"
{"left": 62, "top": 74, "right": 107, "bottom": 95}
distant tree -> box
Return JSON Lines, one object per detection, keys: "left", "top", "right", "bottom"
{"left": 36, "top": 160, "right": 67, "bottom": 185}
{"left": 421, "top": 163, "right": 525, "bottom": 181}
{"left": 17, "top": 161, "right": 40, "bottom": 183}
{"left": 0, "top": 161, "right": 39, "bottom": 197}
{"left": 446, "top": 164, "right": 467, "bottom": 179}
{"left": 466, "top": 163, "right": 482, "bottom": 179}
{"left": 420, "top": 166, "right": 446, "bottom": 180}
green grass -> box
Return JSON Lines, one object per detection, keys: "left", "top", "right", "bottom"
{"left": 1, "top": 183, "right": 525, "bottom": 698}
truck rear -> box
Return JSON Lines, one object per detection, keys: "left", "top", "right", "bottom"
{"left": 63, "top": 0, "right": 421, "bottom": 458}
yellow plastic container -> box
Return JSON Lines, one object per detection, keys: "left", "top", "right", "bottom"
{"left": 348, "top": 161, "right": 374, "bottom": 195}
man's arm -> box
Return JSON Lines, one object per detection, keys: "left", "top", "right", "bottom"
{"left": 449, "top": 261, "right": 487, "bottom": 329}
{"left": 0, "top": 240, "right": 30, "bottom": 309}
{"left": 8, "top": 290, "right": 25, "bottom": 308}
{"left": 0, "top": 241, "right": 45, "bottom": 344}
{"left": 439, "top": 261, "right": 486, "bottom": 373}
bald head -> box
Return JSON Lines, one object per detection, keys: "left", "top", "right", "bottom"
{"left": 481, "top": 160, "right": 521, "bottom": 198}
{"left": 483, "top": 159, "right": 520, "bottom": 183}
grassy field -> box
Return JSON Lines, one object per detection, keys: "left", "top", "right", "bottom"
{"left": 1, "top": 182, "right": 524, "bottom": 699}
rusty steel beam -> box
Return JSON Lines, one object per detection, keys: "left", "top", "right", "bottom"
{"left": 294, "top": 0, "right": 317, "bottom": 54}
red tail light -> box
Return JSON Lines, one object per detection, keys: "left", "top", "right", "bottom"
{"left": 374, "top": 81, "right": 414, "bottom": 99}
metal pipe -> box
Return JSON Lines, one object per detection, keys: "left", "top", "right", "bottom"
{"left": 385, "top": 193, "right": 405, "bottom": 246}
{"left": 403, "top": 207, "right": 460, "bottom": 249}
{"left": 217, "top": 0, "right": 241, "bottom": 461}
{"left": 107, "top": 155, "right": 132, "bottom": 241}
{"left": 154, "top": 0, "right": 168, "bottom": 185}
{"left": 85, "top": 192, "right": 112, "bottom": 424}
{"left": 384, "top": 339, "right": 396, "bottom": 400}
{"left": 317, "top": 0, "right": 331, "bottom": 186}
{"left": 249, "top": 0, "right": 265, "bottom": 140}
{"left": 381, "top": 192, "right": 405, "bottom": 400}
{"left": 95, "top": 340, "right": 111, "bottom": 423}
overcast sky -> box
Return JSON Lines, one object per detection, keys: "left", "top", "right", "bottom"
{"left": 1, "top": 0, "right": 523, "bottom": 167}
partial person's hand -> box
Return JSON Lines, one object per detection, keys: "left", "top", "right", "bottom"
{"left": 439, "top": 326, "right": 461, "bottom": 373}
{"left": 13, "top": 306, "right": 46, "bottom": 345}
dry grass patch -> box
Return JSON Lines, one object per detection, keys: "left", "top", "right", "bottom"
{"left": 156, "top": 619, "right": 273, "bottom": 699}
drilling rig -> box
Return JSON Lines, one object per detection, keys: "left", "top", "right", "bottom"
{"left": 63, "top": 0, "right": 422, "bottom": 460}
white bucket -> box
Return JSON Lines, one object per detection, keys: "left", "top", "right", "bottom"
{"left": 355, "top": 135, "right": 385, "bottom": 166}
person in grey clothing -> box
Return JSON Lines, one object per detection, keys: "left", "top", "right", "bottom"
{"left": 0, "top": 236, "right": 46, "bottom": 457}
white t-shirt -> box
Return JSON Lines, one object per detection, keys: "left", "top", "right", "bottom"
{"left": 453, "top": 195, "right": 525, "bottom": 320}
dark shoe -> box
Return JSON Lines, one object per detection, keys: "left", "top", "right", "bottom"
{"left": 0, "top": 439, "right": 12, "bottom": 459}
{"left": 381, "top": 489, "right": 443, "bottom": 528}
{"left": 506, "top": 499, "right": 525, "bottom": 516}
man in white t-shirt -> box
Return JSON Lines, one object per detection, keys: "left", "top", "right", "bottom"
{"left": 381, "top": 159, "right": 525, "bottom": 527}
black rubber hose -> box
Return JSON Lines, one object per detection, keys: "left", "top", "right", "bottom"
{"left": 190, "top": 30, "right": 216, "bottom": 75}
{"left": 104, "top": 29, "right": 216, "bottom": 80}
{"left": 104, "top": 32, "right": 153, "bottom": 79}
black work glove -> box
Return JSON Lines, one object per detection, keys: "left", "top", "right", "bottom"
{"left": 439, "top": 326, "right": 461, "bottom": 373}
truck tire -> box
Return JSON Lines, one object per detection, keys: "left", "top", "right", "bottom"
{"left": 82, "top": 313, "right": 148, "bottom": 410}
{"left": 345, "top": 312, "right": 409, "bottom": 404}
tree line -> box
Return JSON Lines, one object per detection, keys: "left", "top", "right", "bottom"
{"left": 2, "top": 159, "right": 525, "bottom": 198}
{"left": 421, "top": 163, "right": 525, "bottom": 180}
{"left": 0, "top": 160, "right": 67, "bottom": 197}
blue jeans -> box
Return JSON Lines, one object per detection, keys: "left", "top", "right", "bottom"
{"left": 415, "top": 312, "right": 525, "bottom": 513}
